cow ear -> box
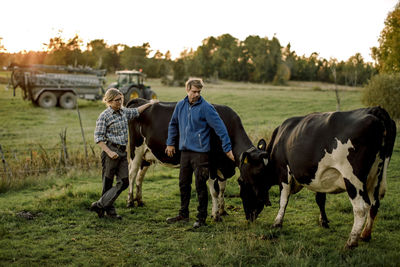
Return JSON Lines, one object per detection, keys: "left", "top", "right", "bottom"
{"left": 257, "top": 139, "right": 267, "bottom": 151}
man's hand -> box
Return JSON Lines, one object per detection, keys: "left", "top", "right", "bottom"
{"left": 226, "top": 150, "right": 235, "bottom": 162}
{"left": 108, "top": 150, "right": 119, "bottom": 159}
{"left": 150, "top": 99, "right": 159, "bottom": 104}
{"left": 165, "top": 145, "right": 175, "bottom": 157}
{"left": 97, "top": 141, "right": 119, "bottom": 159}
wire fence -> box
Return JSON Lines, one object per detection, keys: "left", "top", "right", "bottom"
{"left": 0, "top": 102, "right": 103, "bottom": 192}
{"left": 0, "top": 139, "right": 102, "bottom": 192}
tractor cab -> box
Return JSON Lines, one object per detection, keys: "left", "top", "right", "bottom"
{"left": 117, "top": 70, "right": 144, "bottom": 87}
{"left": 108, "top": 70, "right": 157, "bottom": 104}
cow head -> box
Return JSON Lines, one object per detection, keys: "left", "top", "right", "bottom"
{"left": 238, "top": 139, "right": 269, "bottom": 221}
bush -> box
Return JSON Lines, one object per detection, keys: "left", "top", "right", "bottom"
{"left": 362, "top": 73, "right": 400, "bottom": 118}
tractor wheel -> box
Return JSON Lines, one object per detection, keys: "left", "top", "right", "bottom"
{"left": 38, "top": 91, "right": 57, "bottom": 108}
{"left": 59, "top": 92, "right": 77, "bottom": 109}
{"left": 125, "top": 88, "right": 141, "bottom": 105}
{"left": 147, "top": 90, "right": 157, "bottom": 100}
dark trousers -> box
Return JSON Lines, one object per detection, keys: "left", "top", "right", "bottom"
{"left": 178, "top": 151, "right": 210, "bottom": 221}
{"left": 98, "top": 145, "right": 129, "bottom": 211}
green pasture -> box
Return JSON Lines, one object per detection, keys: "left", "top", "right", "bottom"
{"left": 0, "top": 77, "right": 399, "bottom": 266}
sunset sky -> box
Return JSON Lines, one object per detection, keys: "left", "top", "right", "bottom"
{"left": 0, "top": 0, "right": 397, "bottom": 62}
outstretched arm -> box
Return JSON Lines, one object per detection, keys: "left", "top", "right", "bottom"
{"left": 137, "top": 99, "right": 159, "bottom": 114}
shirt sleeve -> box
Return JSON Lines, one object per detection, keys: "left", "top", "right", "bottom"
{"left": 166, "top": 104, "right": 179, "bottom": 146}
{"left": 123, "top": 107, "right": 140, "bottom": 120}
{"left": 94, "top": 113, "right": 107, "bottom": 144}
{"left": 204, "top": 104, "right": 232, "bottom": 153}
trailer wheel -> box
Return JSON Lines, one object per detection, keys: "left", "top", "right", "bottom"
{"left": 38, "top": 91, "right": 57, "bottom": 108}
{"left": 59, "top": 92, "right": 77, "bottom": 109}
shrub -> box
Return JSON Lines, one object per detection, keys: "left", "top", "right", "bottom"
{"left": 361, "top": 73, "right": 400, "bottom": 118}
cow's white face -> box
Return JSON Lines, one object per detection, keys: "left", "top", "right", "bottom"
{"left": 238, "top": 143, "right": 269, "bottom": 221}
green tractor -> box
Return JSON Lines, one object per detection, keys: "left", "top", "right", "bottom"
{"left": 107, "top": 70, "right": 157, "bottom": 105}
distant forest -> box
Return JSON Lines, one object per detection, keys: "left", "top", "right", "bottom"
{"left": 0, "top": 33, "right": 377, "bottom": 86}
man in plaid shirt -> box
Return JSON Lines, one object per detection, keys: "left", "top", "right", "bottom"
{"left": 90, "top": 88, "right": 158, "bottom": 219}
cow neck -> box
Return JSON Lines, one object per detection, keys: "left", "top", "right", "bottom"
{"left": 231, "top": 132, "right": 254, "bottom": 166}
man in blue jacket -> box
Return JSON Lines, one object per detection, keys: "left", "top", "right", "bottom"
{"left": 165, "top": 78, "right": 235, "bottom": 228}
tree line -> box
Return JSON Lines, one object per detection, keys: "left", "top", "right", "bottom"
{"left": 0, "top": 33, "right": 379, "bottom": 86}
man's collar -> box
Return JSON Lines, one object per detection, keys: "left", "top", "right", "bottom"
{"left": 107, "top": 106, "right": 122, "bottom": 114}
{"left": 185, "top": 96, "right": 202, "bottom": 106}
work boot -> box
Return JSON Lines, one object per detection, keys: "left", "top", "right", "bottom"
{"left": 90, "top": 202, "right": 105, "bottom": 218}
{"left": 193, "top": 220, "right": 207, "bottom": 229}
{"left": 166, "top": 215, "right": 189, "bottom": 224}
{"left": 106, "top": 213, "right": 122, "bottom": 220}
{"left": 105, "top": 207, "right": 122, "bottom": 220}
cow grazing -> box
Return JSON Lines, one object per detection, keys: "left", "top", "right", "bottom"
{"left": 126, "top": 98, "right": 267, "bottom": 221}
{"left": 238, "top": 107, "right": 396, "bottom": 248}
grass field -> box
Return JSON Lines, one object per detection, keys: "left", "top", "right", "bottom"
{"left": 0, "top": 76, "right": 399, "bottom": 266}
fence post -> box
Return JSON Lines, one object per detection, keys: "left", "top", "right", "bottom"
{"left": 0, "top": 144, "right": 12, "bottom": 181}
{"left": 59, "top": 128, "right": 69, "bottom": 167}
{"left": 76, "top": 102, "right": 88, "bottom": 163}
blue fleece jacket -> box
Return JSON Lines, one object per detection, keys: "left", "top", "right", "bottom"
{"left": 166, "top": 96, "right": 232, "bottom": 153}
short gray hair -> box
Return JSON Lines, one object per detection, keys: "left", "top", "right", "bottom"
{"left": 185, "top": 78, "right": 204, "bottom": 91}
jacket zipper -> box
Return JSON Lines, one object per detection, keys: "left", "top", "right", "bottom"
{"left": 198, "top": 133, "right": 202, "bottom": 148}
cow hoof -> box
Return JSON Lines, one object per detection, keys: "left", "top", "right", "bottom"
{"left": 213, "top": 215, "right": 222, "bottom": 222}
{"left": 344, "top": 243, "right": 358, "bottom": 250}
{"left": 360, "top": 235, "right": 371, "bottom": 242}
{"left": 320, "top": 220, "right": 330, "bottom": 228}
{"left": 137, "top": 201, "right": 145, "bottom": 207}
{"left": 126, "top": 202, "right": 135, "bottom": 208}
{"left": 272, "top": 223, "right": 282, "bottom": 228}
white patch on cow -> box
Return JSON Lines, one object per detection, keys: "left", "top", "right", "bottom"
{"left": 208, "top": 169, "right": 226, "bottom": 219}
{"left": 143, "top": 137, "right": 179, "bottom": 168}
{"left": 365, "top": 152, "right": 385, "bottom": 205}
{"left": 306, "top": 138, "right": 362, "bottom": 193}
{"left": 128, "top": 144, "right": 147, "bottom": 205}
{"left": 208, "top": 175, "right": 227, "bottom": 220}
{"left": 273, "top": 166, "right": 292, "bottom": 226}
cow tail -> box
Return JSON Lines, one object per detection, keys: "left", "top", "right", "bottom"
{"left": 385, "top": 119, "right": 397, "bottom": 159}
{"left": 369, "top": 107, "right": 397, "bottom": 159}
{"left": 371, "top": 107, "right": 396, "bottom": 158}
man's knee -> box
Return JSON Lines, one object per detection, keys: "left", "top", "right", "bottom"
{"left": 122, "top": 178, "right": 129, "bottom": 190}
{"left": 117, "top": 178, "right": 130, "bottom": 191}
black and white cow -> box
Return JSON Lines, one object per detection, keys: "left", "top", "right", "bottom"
{"left": 238, "top": 107, "right": 396, "bottom": 248}
{"left": 126, "top": 98, "right": 267, "bottom": 221}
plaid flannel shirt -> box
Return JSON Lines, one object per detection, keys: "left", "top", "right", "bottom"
{"left": 94, "top": 107, "right": 139, "bottom": 145}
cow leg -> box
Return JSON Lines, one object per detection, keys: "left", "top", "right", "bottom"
{"left": 344, "top": 179, "right": 369, "bottom": 249}
{"left": 217, "top": 180, "right": 227, "bottom": 217}
{"left": 207, "top": 179, "right": 222, "bottom": 222}
{"left": 135, "top": 165, "right": 149, "bottom": 207}
{"left": 361, "top": 158, "right": 388, "bottom": 241}
{"left": 316, "top": 192, "right": 329, "bottom": 228}
{"left": 127, "top": 146, "right": 145, "bottom": 207}
{"left": 273, "top": 182, "right": 291, "bottom": 228}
